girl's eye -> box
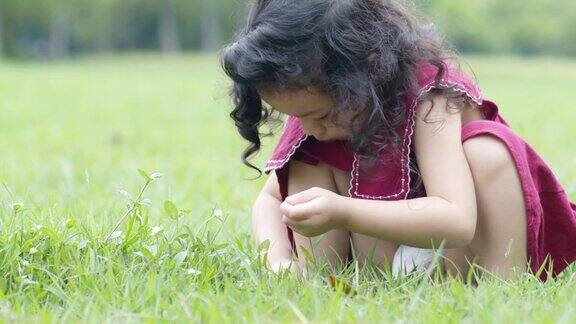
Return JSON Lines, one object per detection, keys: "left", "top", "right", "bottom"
{"left": 317, "top": 112, "right": 330, "bottom": 121}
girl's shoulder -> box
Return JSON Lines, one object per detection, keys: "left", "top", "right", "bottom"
{"left": 409, "top": 60, "right": 483, "bottom": 108}
{"left": 409, "top": 60, "right": 502, "bottom": 124}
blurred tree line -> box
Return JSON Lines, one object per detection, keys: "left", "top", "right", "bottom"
{"left": 416, "top": 0, "right": 576, "bottom": 56}
{"left": 0, "top": 0, "right": 245, "bottom": 59}
{"left": 0, "top": 0, "right": 574, "bottom": 60}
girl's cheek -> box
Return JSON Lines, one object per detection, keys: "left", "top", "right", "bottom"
{"left": 326, "top": 115, "right": 351, "bottom": 132}
{"left": 335, "top": 110, "right": 359, "bottom": 126}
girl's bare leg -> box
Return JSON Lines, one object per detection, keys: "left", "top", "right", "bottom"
{"left": 288, "top": 135, "right": 527, "bottom": 278}
{"left": 445, "top": 135, "right": 527, "bottom": 278}
{"left": 287, "top": 160, "right": 350, "bottom": 271}
{"left": 331, "top": 166, "right": 397, "bottom": 269}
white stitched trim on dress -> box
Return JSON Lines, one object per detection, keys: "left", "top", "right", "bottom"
{"left": 264, "top": 134, "right": 309, "bottom": 172}
{"left": 348, "top": 79, "right": 483, "bottom": 200}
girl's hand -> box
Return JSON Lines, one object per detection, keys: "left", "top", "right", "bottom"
{"left": 279, "top": 187, "right": 348, "bottom": 237}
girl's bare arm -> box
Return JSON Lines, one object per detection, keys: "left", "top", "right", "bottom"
{"left": 339, "top": 94, "right": 478, "bottom": 248}
{"left": 251, "top": 172, "right": 294, "bottom": 268}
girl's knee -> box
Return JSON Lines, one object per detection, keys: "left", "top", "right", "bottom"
{"left": 287, "top": 160, "right": 337, "bottom": 194}
{"left": 463, "top": 135, "right": 526, "bottom": 222}
{"left": 463, "top": 135, "right": 515, "bottom": 181}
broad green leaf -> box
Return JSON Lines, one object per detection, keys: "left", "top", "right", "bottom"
{"left": 164, "top": 200, "right": 179, "bottom": 220}
{"left": 137, "top": 169, "right": 150, "bottom": 181}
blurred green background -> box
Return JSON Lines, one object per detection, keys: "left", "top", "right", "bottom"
{"left": 0, "top": 0, "right": 576, "bottom": 60}
{"left": 0, "top": 53, "right": 574, "bottom": 321}
{"left": 0, "top": 1, "right": 575, "bottom": 320}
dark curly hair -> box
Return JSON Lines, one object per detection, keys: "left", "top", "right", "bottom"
{"left": 220, "top": 0, "right": 461, "bottom": 177}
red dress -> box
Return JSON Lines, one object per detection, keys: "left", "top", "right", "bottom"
{"left": 264, "top": 62, "right": 576, "bottom": 279}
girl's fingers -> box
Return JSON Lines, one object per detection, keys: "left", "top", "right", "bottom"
{"left": 282, "top": 214, "right": 303, "bottom": 228}
{"left": 282, "top": 214, "right": 295, "bottom": 226}
{"left": 279, "top": 201, "right": 292, "bottom": 216}
{"left": 282, "top": 216, "right": 311, "bottom": 235}
{"left": 281, "top": 201, "right": 315, "bottom": 221}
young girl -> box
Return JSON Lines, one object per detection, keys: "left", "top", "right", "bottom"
{"left": 221, "top": 0, "right": 576, "bottom": 279}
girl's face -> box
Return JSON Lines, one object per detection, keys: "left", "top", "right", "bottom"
{"left": 258, "top": 86, "right": 356, "bottom": 142}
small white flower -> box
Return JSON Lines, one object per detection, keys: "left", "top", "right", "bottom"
{"left": 149, "top": 172, "right": 163, "bottom": 180}
{"left": 29, "top": 247, "right": 38, "bottom": 255}
{"left": 214, "top": 209, "right": 223, "bottom": 218}
{"left": 209, "top": 249, "right": 227, "bottom": 257}
{"left": 187, "top": 268, "right": 201, "bottom": 276}
{"left": 145, "top": 244, "right": 158, "bottom": 257}
{"left": 77, "top": 239, "right": 89, "bottom": 250}
{"left": 21, "top": 276, "right": 37, "bottom": 285}
{"left": 108, "top": 230, "right": 123, "bottom": 240}
{"left": 118, "top": 189, "right": 132, "bottom": 200}
{"left": 150, "top": 226, "right": 163, "bottom": 236}
{"left": 242, "top": 258, "right": 252, "bottom": 267}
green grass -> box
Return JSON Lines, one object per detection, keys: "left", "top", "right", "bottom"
{"left": 0, "top": 54, "right": 574, "bottom": 322}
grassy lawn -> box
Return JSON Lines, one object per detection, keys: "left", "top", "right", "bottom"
{"left": 0, "top": 54, "right": 574, "bottom": 322}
